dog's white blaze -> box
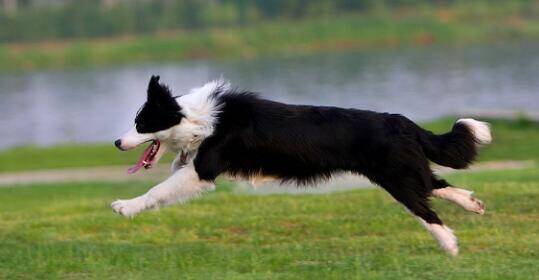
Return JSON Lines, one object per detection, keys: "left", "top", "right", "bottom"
{"left": 457, "top": 118, "right": 492, "bottom": 145}
{"left": 119, "top": 126, "right": 154, "bottom": 149}
{"left": 420, "top": 219, "right": 459, "bottom": 256}
{"left": 432, "top": 187, "right": 485, "bottom": 215}
{"left": 111, "top": 163, "right": 214, "bottom": 217}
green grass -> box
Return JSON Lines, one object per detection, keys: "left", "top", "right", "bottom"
{"left": 0, "top": 167, "right": 537, "bottom": 279}
{"left": 2, "top": 5, "right": 539, "bottom": 72}
{"left": 0, "top": 143, "right": 176, "bottom": 173}
{"left": 1, "top": 118, "right": 538, "bottom": 173}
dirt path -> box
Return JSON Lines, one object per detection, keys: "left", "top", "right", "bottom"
{"left": 0, "top": 161, "right": 534, "bottom": 194}
{"left": 0, "top": 165, "right": 171, "bottom": 186}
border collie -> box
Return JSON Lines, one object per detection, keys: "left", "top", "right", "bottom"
{"left": 113, "top": 76, "right": 492, "bottom": 256}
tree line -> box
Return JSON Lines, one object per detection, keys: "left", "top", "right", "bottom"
{"left": 0, "top": 0, "right": 525, "bottom": 43}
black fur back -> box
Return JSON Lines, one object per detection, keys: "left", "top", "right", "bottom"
{"left": 194, "top": 91, "right": 480, "bottom": 185}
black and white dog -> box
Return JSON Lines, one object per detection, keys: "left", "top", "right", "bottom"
{"left": 113, "top": 76, "right": 491, "bottom": 256}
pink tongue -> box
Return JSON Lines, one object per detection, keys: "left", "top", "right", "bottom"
{"left": 127, "top": 142, "right": 156, "bottom": 174}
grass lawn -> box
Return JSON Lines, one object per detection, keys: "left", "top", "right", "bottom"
{"left": 0, "top": 117, "right": 537, "bottom": 278}
{"left": 1, "top": 118, "right": 538, "bottom": 173}
{"left": 0, "top": 167, "right": 538, "bottom": 279}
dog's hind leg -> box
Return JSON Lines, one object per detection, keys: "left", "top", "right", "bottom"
{"left": 431, "top": 176, "right": 485, "bottom": 215}
{"left": 377, "top": 175, "right": 459, "bottom": 256}
{"left": 367, "top": 143, "right": 459, "bottom": 256}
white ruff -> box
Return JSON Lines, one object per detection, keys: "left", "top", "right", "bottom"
{"left": 165, "top": 79, "right": 229, "bottom": 152}
{"left": 177, "top": 79, "right": 229, "bottom": 125}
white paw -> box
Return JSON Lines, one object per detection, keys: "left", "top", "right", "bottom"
{"left": 432, "top": 187, "right": 486, "bottom": 215}
{"left": 454, "top": 189, "right": 486, "bottom": 215}
{"left": 438, "top": 225, "right": 459, "bottom": 257}
{"left": 423, "top": 222, "right": 459, "bottom": 256}
{"left": 111, "top": 197, "right": 146, "bottom": 218}
{"left": 467, "top": 195, "right": 486, "bottom": 215}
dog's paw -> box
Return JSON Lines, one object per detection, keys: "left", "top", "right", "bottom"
{"left": 455, "top": 189, "right": 486, "bottom": 215}
{"left": 111, "top": 198, "right": 145, "bottom": 218}
{"left": 432, "top": 187, "right": 486, "bottom": 215}
{"left": 468, "top": 196, "right": 486, "bottom": 215}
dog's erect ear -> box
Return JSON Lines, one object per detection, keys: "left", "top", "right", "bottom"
{"left": 145, "top": 75, "right": 181, "bottom": 114}
{"left": 149, "top": 75, "right": 160, "bottom": 88}
{"left": 147, "top": 75, "right": 173, "bottom": 103}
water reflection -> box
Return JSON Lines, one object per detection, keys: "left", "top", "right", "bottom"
{"left": 0, "top": 43, "right": 538, "bottom": 149}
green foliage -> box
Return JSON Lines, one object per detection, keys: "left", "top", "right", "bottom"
{"left": 0, "top": 0, "right": 538, "bottom": 43}
{"left": 0, "top": 167, "right": 538, "bottom": 278}
{"left": 2, "top": 8, "right": 539, "bottom": 72}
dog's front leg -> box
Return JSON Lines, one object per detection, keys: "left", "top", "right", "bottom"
{"left": 111, "top": 163, "right": 214, "bottom": 218}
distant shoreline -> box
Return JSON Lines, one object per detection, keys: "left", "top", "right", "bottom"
{"left": 1, "top": 9, "right": 539, "bottom": 72}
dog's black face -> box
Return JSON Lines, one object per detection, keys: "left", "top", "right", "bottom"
{"left": 135, "top": 76, "right": 184, "bottom": 133}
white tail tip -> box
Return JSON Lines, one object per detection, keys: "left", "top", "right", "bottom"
{"left": 457, "top": 118, "right": 492, "bottom": 145}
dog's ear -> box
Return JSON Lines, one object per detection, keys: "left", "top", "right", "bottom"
{"left": 147, "top": 75, "right": 173, "bottom": 103}
{"left": 149, "top": 75, "right": 160, "bottom": 88}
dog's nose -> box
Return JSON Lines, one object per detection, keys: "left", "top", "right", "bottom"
{"left": 114, "top": 139, "right": 124, "bottom": 151}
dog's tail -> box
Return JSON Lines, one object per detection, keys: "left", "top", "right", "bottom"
{"left": 416, "top": 118, "right": 492, "bottom": 169}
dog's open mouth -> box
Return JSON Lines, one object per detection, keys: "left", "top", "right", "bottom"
{"left": 127, "top": 140, "right": 161, "bottom": 174}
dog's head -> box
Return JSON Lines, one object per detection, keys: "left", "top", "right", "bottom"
{"left": 115, "top": 75, "right": 184, "bottom": 173}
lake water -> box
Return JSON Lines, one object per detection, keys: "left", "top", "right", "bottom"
{"left": 1, "top": 43, "right": 538, "bottom": 149}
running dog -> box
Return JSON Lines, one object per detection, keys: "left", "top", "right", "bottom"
{"left": 113, "top": 75, "right": 491, "bottom": 255}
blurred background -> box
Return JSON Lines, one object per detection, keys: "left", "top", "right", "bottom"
{"left": 1, "top": 1, "right": 539, "bottom": 278}
{"left": 1, "top": 0, "right": 538, "bottom": 149}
